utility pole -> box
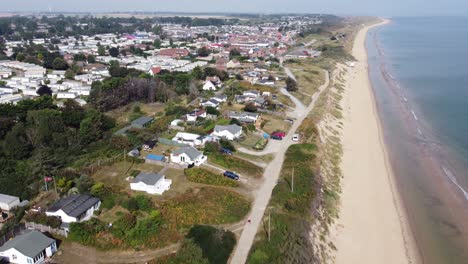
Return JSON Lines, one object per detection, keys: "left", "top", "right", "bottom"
{"left": 52, "top": 176, "right": 58, "bottom": 200}
{"left": 268, "top": 209, "right": 271, "bottom": 242}
{"left": 291, "top": 167, "right": 294, "bottom": 193}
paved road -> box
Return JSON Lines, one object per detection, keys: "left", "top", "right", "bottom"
{"left": 229, "top": 70, "right": 330, "bottom": 264}
{"left": 236, "top": 69, "right": 306, "bottom": 157}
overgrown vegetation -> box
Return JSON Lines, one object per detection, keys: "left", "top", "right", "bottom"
{"left": 152, "top": 225, "right": 236, "bottom": 264}
{"left": 248, "top": 143, "right": 320, "bottom": 263}
{"left": 68, "top": 187, "right": 249, "bottom": 250}
{"left": 184, "top": 168, "right": 239, "bottom": 187}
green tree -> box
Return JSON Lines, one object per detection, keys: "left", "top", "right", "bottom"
{"left": 73, "top": 53, "right": 86, "bottom": 61}
{"left": 79, "top": 109, "right": 114, "bottom": 144}
{"left": 285, "top": 77, "right": 298, "bottom": 92}
{"left": 153, "top": 39, "right": 161, "bottom": 49}
{"left": 16, "top": 53, "right": 26, "bottom": 62}
{"left": 109, "top": 47, "right": 119, "bottom": 57}
{"left": 3, "top": 123, "right": 32, "bottom": 160}
{"left": 65, "top": 69, "right": 75, "bottom": 79}
{"left": 87, "top": 55, "right": 96, "bottom": 63}
{"left": 36, "top": 85, "right": 52, "bottom": 96}
{"left": 197, "top": 46, "right": 210, "bottom": 57}
{"left": 97, "top": 45, "right": 106, "bottom": 56}
{"left": 192, "top": 66, "right": 203, "bottom": 80}
{"left": 52, "top": 57, "right": 69, "bottom": 70}
{"left": 167, "top": 240, "right": 209, "bottom": 264}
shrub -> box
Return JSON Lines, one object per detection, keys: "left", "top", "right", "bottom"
{"left": 187, "top": 225, "right": 236, "bottom": 264}
{"left": 206, "top": 106, "right": 220, "bottom": 116}
{"left": 243, "top": 103, "right": 257, "bottom": 113}
{"left": 24, "top": 213, "right": 62, "bottom": 228}
{"left": 203, "top": 142, "right": 220, "bottom": 155}
{"left": 220, "top": 139, "right": 235, "bottom": 152}
{"left": 123, "top": 195, "right": 153, "bottom": 212}
{"left": 286, "top": 77, "right": 298, "bottom": 92}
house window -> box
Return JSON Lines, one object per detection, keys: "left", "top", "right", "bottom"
{"left": 12, "top": 254, "right": 17, "bottom": 260}
{"left": 27, "top": 258, "right": 32, "bottom": 264}
{"left": 181, "top": 156, "right": 185, "bottom": 162}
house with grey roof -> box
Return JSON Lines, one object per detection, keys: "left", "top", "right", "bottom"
{"left": 170, "top": 146, "right": 207, "bottom": 167}
{"left": 0, "top": 230, "right": 57, "bottom": 264}
{"left": 114, "top": 116, "right": 154, "bottom": 135}
{"left": 227, "top": 111, "right": 260, "bottom": 124}
{"left": 130, "top": 172, "right": 172, "bottom": 195}
{"left": 45, "top": 194, "right": 100, "bottom": 224}
{"left": 211, "top": 124, "right": 243, "bottom": 140}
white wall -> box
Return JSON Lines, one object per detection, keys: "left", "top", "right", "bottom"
{"left": 130, "top": 178, "right": 172, "bottom": 195}
{"left": 0, "top": 197, "right": 20, "bottom": 211}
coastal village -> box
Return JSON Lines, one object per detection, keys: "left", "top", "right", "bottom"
{"left": 0, "top": 13, "right": 372, "bottom": 264}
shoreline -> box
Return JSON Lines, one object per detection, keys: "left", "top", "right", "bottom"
{"left": 369, "top": 19, "right": 468, "bottom": 262}
{"left": 332, "top": 19, "right": 421, "bottom": 264}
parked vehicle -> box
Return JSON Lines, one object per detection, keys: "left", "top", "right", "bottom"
{"left": 272, "top": 94, "right": 277, "bottom": 100}
{"left": 285, "top": 118, "right": 294, "bottom": 124}
{"left": 292, "top": 134, "right": 300, "bottom": 142}
{"left": 223, "top": 171, "right": 240, "bottom": 180}
{"left": 272, "top": 131, "right": 286, "bottom": 138}
{"left": 271, "top": 134, "right": 283, "bottom": 140}
{"left": 220, "top": 148, "right": 233, "bottom": 155}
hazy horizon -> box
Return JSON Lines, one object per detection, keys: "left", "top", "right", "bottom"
{"left": 1, "top": 0, "right": 467, "bottom": 17}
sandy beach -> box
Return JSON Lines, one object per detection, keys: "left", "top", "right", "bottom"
{"left": 332, "top": 19, "right": 421, "bottom": 264}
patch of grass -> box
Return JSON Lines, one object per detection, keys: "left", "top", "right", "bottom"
{"left": 271, "top": 144, "right": 318, "bottom": 217}
{"left": 209, "top": 153, "right": 263, "bottom": 178}
{"left": 235, "top": 152, "right": 274, "bottom": 164}
{"left": 184, "top": 168, "right": 239, "bottom": 187}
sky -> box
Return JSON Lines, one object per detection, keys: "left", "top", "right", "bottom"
{"left": 1, "top": 0, "right": 468, "bottom": 16}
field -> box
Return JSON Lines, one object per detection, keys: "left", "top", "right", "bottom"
{"left": 286, "top": 61, "right": 325, "bottom": 96}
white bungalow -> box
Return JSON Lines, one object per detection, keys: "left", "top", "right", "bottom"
{"left": 211, "top": 124, "right": 243, "bottom": 140}
{"left": 45, "top": 194, "right": 101, "bottom": 223}
{"left": 130, "top": 172, "right": 172, "bottom": 195}
{"left": 170, "top": 146, "right": 207, "bottom": 167}
{"left": 0, "top": 230, "right": 57, "bottom": 264}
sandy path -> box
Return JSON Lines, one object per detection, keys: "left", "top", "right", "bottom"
{"left": 332, "top": 20, "right": 420, "bottom": 264}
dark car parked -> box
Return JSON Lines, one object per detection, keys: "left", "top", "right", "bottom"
{"left": 220, "top": 148, "right": 233, "bottom": 155}
{"left": 223, "top": 171, "right": 240, "bottom": 181}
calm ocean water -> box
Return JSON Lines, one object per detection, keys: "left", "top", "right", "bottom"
{"left": 367, "top": 17, "right": 468, "bottom": 263}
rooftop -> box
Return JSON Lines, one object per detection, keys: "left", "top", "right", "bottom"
{"left": 172, "top": 146, "right": 203, "bottom": 160}
{"left": 47, "top": 194, "right": 100, "bottom": 218}
{"left": 0, "top": 230, "right": 55, "bottom": 258}
{"left": 133, "top": 172, "right": 164, "bottom": 185}
{"left": 0, "top": 193, "right": 19, "bottom": 204}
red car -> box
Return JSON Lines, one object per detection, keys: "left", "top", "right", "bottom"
{"left": 271, "top": 131, "right": 286, "bottom": 138}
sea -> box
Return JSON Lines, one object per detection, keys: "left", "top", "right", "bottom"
{"left": 367, "top": 17, "right": 468, "bottom": 264}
